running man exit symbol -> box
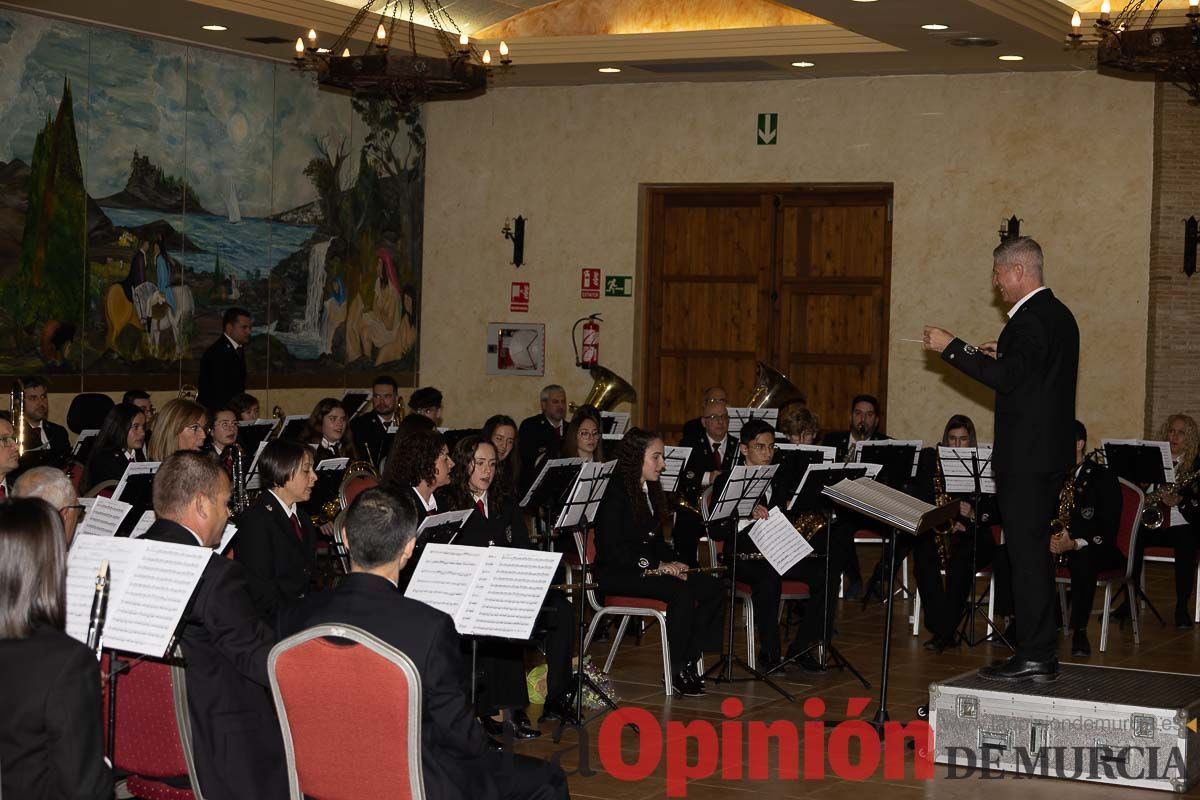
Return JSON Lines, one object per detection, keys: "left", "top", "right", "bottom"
{"left": 757, "top": 113, "right": 777, "bottom": 145}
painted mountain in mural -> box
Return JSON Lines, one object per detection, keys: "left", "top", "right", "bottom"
{"left": 98, "top": 150, "right": 214, "bottom": 215}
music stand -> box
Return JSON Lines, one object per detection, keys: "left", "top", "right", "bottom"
{"left": 72, "top": 429, "right": 100, "bottom": 465}
{"left": 699, "top": 465, "right": 793, "bottom": 699}
{"left": 112, "top": 464, "right": 159, "bottom": 537}
{"left": 767, "top": 463, "right": 876, "bottom": 687}
{"left": 236, "top": 420, "right": 274, "bottom": 456}
{"left": 857, "top": 442, "right": 920, "bottom": 601}
{"left": 1102, "top": 440, "right": 1171, "bottom": 626}
{"left": 275, "top": 415, "right": 309, "bottom": 442}
{"left": 520, "top": 458, "right": 585, "bottom": 552}
{"left": 396, "top": 510, "right": 473, "bottom": 592}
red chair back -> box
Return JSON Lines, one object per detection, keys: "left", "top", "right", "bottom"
{"left": 100, "top": 656, "right": 191, "bottom": 780}
{"left": 1117, "top": 478, "right": 1145, "bottom": 576}
{"left": 269, "top": 625, "right": 424, "bottom": 800}
{"left": 342, "top": 475, "right": 379, "bottom": 508}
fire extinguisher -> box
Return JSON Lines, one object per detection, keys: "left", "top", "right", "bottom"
{"left": 573, "top": 314, "right": 602, "bottom": 369}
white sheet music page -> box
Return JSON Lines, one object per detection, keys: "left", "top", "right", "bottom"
{"left": 726, "top": 408, "right": 779, "bottom": 438}
{"left": 112, "top": 461, "right": 160, "bottom": 502}
{"left": 72, "top": 429, "right": 99, "bottom": 456}
{"left": 661, "top": 446, "right": 693, "bottom": 493}
{"left": 938, "top": 446, "right": 996, "bottom": 495}
{"left": 66, "top": 537, "right": 144, "bottom": 644}
{"left": 217, "top": 524, "right": 238, "bottom": 554}
{"left": 519, "top": 457, "right": 584, "bottom": 507}
{"left": 554, "top": 460, "right": 615, "bottom": 529}
{"left": 823, "top": 478, "right": 933, "bottom": 533}
{"left": 103, "top": 540, "right": 210, "bottom": 656}
{"left": 76, "top": 497, "right": 133, "bottom": 539}
{"left": 315, "top": 457, "right": 349, "bottom": 472}
{"left": 417, "top": 509, "right": 473, "bottom": 537}
{"left": 458, "top": 549, "right": 561, "bottom": 639}
{"left": 129, "top": 511, "right": 157, "bottom": 539}
{"left": 748, "top": 507, "right": 814, "bottom": 576}
{"left": 601, "top": 411, "right": 630, "bottom": 436}
{"left": 706, "top": 465, "right": 778, "bottom": 522}
{"left": 404, "top": 544, "right": 485, "bottom": 619}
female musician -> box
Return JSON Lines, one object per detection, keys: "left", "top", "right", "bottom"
{"left": 229, "top": 393, "right": 260, "bottom": 422}
{"left": 482, "top": 414, "right": 520, "bottom": 502}
{"left": 234, "top": 440, "right": 319, "bottom": 622}
{"left": 147, "top": 398, "right": 207, "bottom": 462}
{"left": 384, "top": 429, "right": 453, "bottom": 590}
{"left": 0, "top": 498, "right": 112, "bottom": 800}
{"left": 1137, "top": 413, "right": 1200, "bottom": 628}
{"left": 83, "top": 402, "right": 147, "bottom": 492}
{"left": 594, "top": 428, "right": 725, "bottom": 696}
{"left": 207, "top": 407, "right": 239, "bottom": 472}
{"left": 778, "top": 408, "right": 821, "bottom": 445}
{"left": 302, "top": 398, "right": 359, "bottom": 463}
{"left": 562, "top": 406, "right": 605, "bottom": 463}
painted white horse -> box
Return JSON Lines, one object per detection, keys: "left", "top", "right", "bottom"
{"left": 149, "top": 285, "right": 195, "bottom": 359}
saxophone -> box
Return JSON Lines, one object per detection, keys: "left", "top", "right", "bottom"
{"left": 1051, "top": 473, "right": 1077, "bottom": 568}
{"left": 1141, "top": 465, "right": 1200, "bottom": 530}
{"left": 933, "top": 461, "right": 953, "bottom": 569}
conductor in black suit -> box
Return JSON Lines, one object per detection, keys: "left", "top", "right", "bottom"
{"left": 925, "top": 236, "right": 1079, "bottom": 682}
{"left": 140, "top": 451, "right": 288, "bottom": 798}
{"left": 197, "top": 307, "right": 251, "bottom": 413}
{"left": 279, "top": 488, "right": 571, "bottom": 800}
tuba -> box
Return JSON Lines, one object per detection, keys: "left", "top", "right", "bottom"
{"left": 569, "top": 365, "right": 636, "bottom": 414}
{"left": 747, "top": 362, "right": 806, "bottom": 410}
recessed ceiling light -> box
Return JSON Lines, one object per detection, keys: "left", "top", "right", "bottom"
{"left": 598, "top": 67, "right": 621, "bottom": 73}
{"left": 921, "top": 23, "right": 948, "bottom": 30}
{"left": 998, "top": 54, "right": 1024, "bottom": 61}
{"left": 850, "top": 0, "right": 878, "bottom": 3}
{"left": 791, "top": 61, "right": 815, "bottom": 68}
{"left": 202, "top": 24, "right": 227, "bottom": 31}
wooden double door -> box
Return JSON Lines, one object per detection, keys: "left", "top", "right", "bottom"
{"left": 640, "top": 185, "right": 893, "bottom": 439}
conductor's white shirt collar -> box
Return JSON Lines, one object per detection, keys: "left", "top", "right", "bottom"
{"left": 1007, "top": 286, "right": 1048, "bottom": 319}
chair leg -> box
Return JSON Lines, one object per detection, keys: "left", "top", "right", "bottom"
{"left": 1129, "top": 580, "right": 1141, "bottom": 645}
{"left": 657, "top": 613, "right": 673, "bottom": 697}
{"left": 1194, "top": 566, "right": 1200, "bottom": 624}
{"left": 604, "top": 616, "right": 630, "bottom": 674}
{"left": 1099, "top": 582, "right": 1113, "bottom": 652}
{"left": 911, "top": 589, "right": 921, "bottom": 636}
{"left": 743, "top": 597, "right": 756, "bottom": 670}
{"left": 1058, "top": 584, "right": 1069, "bottom": 637}
{"left": 583, "top": 609, "right": 607, "bottom": 653}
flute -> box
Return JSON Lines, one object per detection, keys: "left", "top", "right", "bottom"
{"left": 641, "top": 565, "right": 726, "bottom": 577}
{"left": 85, "top": 560, "right": 110, "bottom": 657}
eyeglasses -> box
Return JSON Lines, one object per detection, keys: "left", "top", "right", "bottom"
{"left": 0, "top": 435, "right": 16, "bottom": 448}
{"left": 578, "top": 430, "right": 601, "bottom": 439}
{"left": 749, "top": 443, "right": 775, "bottom": 453}
{"left": 62, "top": 504, "right": 86, "bottom": 514}
{"left": 213, "top": 420, "right": 238, "bottom": 430}
{"left": 183, "top": 424, "right": 205, "bottom": 434}
{"left": 703, "top": 414, "right": 730, "bottom": 422}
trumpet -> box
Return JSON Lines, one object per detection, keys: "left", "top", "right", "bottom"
{"left": 642, "top": 565, "right": 725, "bottom": 577}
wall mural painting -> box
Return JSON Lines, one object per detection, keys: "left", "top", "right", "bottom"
{"left": 0, "top": 8, "right": 423, "bottom": 391}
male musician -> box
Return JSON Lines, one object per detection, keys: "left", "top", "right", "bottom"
{"left": 676, "top": 397, "right": 738, "bottom": 567}
{"left": 680, "top": 386, "right": 727, "bottom": 442}
{"left": 197, "top": 307, "right": 251, "bottom": 413}
{"left": 408, "top": 386, "right": 444, "bottom": 425}
{"left": 13, "top": 466, "right": 83, "bottom": 545}
{"left": 517, "top": 384, "right": 568, "bottom": 492}
{"left": 140, "top": 452, "right": 287, "bottom": 799}
{"left": 351, "top": 375, "right": 400, "bottom": 468}
{"left": 279, "top": 488, "right": 571, "bottom": 800}
{"left": 926, "top": 236, "right": 1079, "bottom": 681}
{"left": 0, "top": 412, "right": 16, "bottom": 498}
{"left": 18, "top": 376, "right": 71, "bottom": 468}
{"left": 122, "top": 389, "right": 154, "bottom": 421}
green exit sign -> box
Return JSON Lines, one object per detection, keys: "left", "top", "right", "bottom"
{"left": 605, "top": 275, "right": 633, "bottom": 297}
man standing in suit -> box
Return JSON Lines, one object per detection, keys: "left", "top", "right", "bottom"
{"left": 280, "top": 488, "right": 570, "bottom": 800}
{"left": 676, "top": 397, "right": 738, "bottom": 567}
{"left": 140, "top": 451, "right": 288, "bottom": 798}
{"left": 17, "top": 376, "right": 71, "bottom": 470}
{"left": 198, "top": 307, "right": 251, "bottom": 413}
{"left": 517, "top": 384, "right": 567, "bottom": 493}
{"left": 350, "top": 375, "right": 400, "bottom": 468}
{"left": 926, "top": 236, "right": 1079, "bottom": 681}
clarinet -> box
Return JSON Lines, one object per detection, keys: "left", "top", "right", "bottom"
{"left": 85, "top": 560, "right": 110, "bottom": 657}
{"left": 229, "top": 444, "right": 249, "bottom": 514}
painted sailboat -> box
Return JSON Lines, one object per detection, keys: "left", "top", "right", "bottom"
{"left": 225, "top": 177, "right": 241, "bottom": 224}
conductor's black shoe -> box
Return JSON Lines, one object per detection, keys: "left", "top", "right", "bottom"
{"left": 671, "top": 668, "right": 705, "bottom": 697}
{"left": 1176, "top": 606, "right": 1194, "bottom": 630}
{"left": 481, "top": 716, "right": 505, "bottom": 737}
{"left": 977, "top": 656, "right": 1058, "bottom": 682}
{"left": 539, "top": 696, "right": 580, "bottom": 726}
{"left": 510, "top": 709, "right": 542, "bottom": 740}
{"left": 1071, "top": 630, "right": 1091, "bottom": 657}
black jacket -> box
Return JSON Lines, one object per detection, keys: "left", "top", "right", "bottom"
{"left": 438, "top": 492, "right": 532, "bottom": 550}
{"left": 594, "top": 479, "right": 676, "bottom": 578}
{"left": 278, "top": 573, "right": 497, "bottom": 800}
{"left": 197, "top": 335, "right": 246, "bottom": 413}
{"left": 233, "top": 492, "right": 318, "bottom": 622}
{"left": 1066, "top": 459, "right": 1121, "bottom": 550}
{"left": 23, "top": 419, "right": 71, "bottom": 463}
{"left": 349, "top": 413, "right": 395, "bottom": 469}
{"left": 942, "top": 288, "right": 1079, "bottom": 476}
{"left": 517, "top": 414, "right": 565, "bottom": 494}
{"left": 84, "top": 447, "right": 146, "bottom": 493}
{"left": 820, "top": 429, "right": 892, "bottom": 463}
{"left": 678, "top": 431, "right": 737, "bottom": 497}
{"left": 707, "top": 468, "right": 790, "bottom": 558}
{"left": 0, "top": 624, "right": 112, "bottom": 800}
{"left": 140, "top": 519, "right": 287, "bottom": 800}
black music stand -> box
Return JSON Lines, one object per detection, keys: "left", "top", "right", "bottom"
{"left": 767, "top": 464, "right": 872, "bottom": 688}
{"left": 112, "top": 469, "right": 157, "bottom": 537}
{"left": 397, "top": 511, "right": 472, "bottom": 592}
{"left": 1103, "top": 441, "right": 1170, "bottom": 626}
{"left": 520, "top": 459, "right": 584, "bottom": 552}
{"left": 236, "top": 420, "right": 274, "bottom": 457}
{"left": 700, "top": 465, "right": 794, "bottom": 700}
{"left": 72, "top": 431, "right": 100, "bottom": 466}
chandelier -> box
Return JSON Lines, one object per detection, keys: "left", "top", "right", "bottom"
{"left": 1067, "top": 1, "right": 1200, "bottom": 103}
{"left": 293, "top": 0, "right": 512, "bottom": 106}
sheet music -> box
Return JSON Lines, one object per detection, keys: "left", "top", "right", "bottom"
{"left": 553, "top": 460, "right": 615, "bottom": 529}
{"left": 775, "top": 443, "right": 836, "bottom": 462}
{"left": 789, "top": 463, "right": 881, "bottom": 510}
{"left": 855, "top": 440, "right": 923, "bottom": 477}
{"left": 66, "top": 537, "right": 209, "bottom": 656}
{"left": 245, "top": 439, "right": 270, "bottom": 491}
{"left": 519, "top": 457, "right": 585, "bottom": 507}
{"left": 823, "top": 478, "right": 935, "bottom": 534}
{"left": 705, "top": 465, "right": 778, "bottom": 522}
{"left": 747, "top": 507, "right": 814, "bottom": 576}
{"left": 112, "top": 461, "right": 160, "bottom": 503}
{"left": 416, "top": 509, "right": 472, "bottom": 541}
{"left": 76, "top": 497, "right": 133, "bottom": 539}
{"left": 661, "top": 446, "right": 693, "bottom": 493}
{"left": 602, "top": 433, "right": 623, "bottom": 443}
{"left": 726, "top": 407, "right": 778, "bottom": 437}
{"left": 315, "top": 457, "right": 349, "bottom": 472}
{"left": 601, "top": 411, "right": 630, "bottom": 436}
{"left": 404, "top": 545, "right": 562, "bottom": 638}
{"left": 938, "top": 446, "right": 996, "bottom": 494}
{"left": 1101, "top": 439, "right": 1175, "bottom": 483}
{"left": 129, "top": 511, "right": 157, "bottom": 539}
{"left": 79, "top": 498, "right": 95, "bottom": 513}
{"left": 71, "top": 429, "right": 99, "bottom": 456}
{"left": 218, "top": 524, "right": 238, "bottom": 554}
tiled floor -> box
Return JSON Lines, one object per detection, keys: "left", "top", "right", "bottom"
{"left": 515, "top": 560, "right": 1200, "bottom": 799}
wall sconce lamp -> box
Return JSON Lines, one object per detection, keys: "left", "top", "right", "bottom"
{"left": 999, "top": 215, "right": 1022, "bottom": 244}
{"left": 502, "top": 216, "right": 525, "bottom": 267}
{"left": 1186, "top": 216, "right": 1197, "bottom": 277}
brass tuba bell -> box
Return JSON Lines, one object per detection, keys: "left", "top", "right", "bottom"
{"left": 569, "top": 365, "right": 637, "bottom": 414}
{"left": 747, "top": 361, "right": 805, "bottom": 409}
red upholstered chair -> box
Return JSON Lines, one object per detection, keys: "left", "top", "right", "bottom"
{"left": 100, "top": 655, "right": 199, "bottom": 799}
{"left": 1056, "top": 478, "right": 1144, "bottom": 652}
{"left": 269, "top": 624, "right": 424, "bottom": 800}
{"left": 339, "top": 468, "right": 379, "bottom": 509}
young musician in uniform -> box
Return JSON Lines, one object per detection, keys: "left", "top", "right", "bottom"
{"left": 234, "top": 440, "right": 320, "bottom": 623}
{"left": 350, "top": 375, "right": 400, "bottom": 468}
{"left": 778, "top": 407, "right": 821, "bottom": 445}
{"left": 206, "top": 406, "right": 240, "bottom": 476}
{"left": 562, "top": 406, "right": 605, "bottom": 463}
{"left": 303, "top": 397, "right": 360, "bottom": 463}
{"left": 229, "top": 392, "right": 260, "bottom": 422}
{"left": 16, "top": 377, "right": 70, "bottom": 471}
{"left": 483, "top": 414, "right": 521, "bottom": 502}
{"left": 122, "top": 389, "right": 155, "bottom": 427}
{"left": 84, "top": 402, "right": 148, "bottom": 491}
{"left": 384, "top": 428, "right": 454, "bottom": 589}
{"left": 594, "top": 428, "right": 725, "bottom": 696}
{"left": 676, "top": 397, "right": 738, "bottom": 567}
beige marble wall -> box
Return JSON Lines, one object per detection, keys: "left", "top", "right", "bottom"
{"left": 420, "top": 71, "right": 1154, "bottom": 442}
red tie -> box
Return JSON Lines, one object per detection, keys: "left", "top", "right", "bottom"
{"left": 289, "top": 513, "right": 304, "bottom": 543}
{"left": 712, "top": 443, "right": 722, "bottom": 469}
{"left": 0, "top": 483, "right": 6, "bottom": 499}
{"left": 475, "top": 499, "right": 486, "bottom": 517}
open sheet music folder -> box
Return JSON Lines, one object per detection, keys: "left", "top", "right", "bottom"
{"left": 937, "top": 446, "right": 995, "bottom": 495}
{"left": 822, "top": 478, "right": 957, "bottom": 535}
{"left": 519, "top": 457, "right": 584, "bottom": 508}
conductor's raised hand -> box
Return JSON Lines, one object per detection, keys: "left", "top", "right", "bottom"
{"left": 923, "top": 326, "right": 954, "bottom": 354}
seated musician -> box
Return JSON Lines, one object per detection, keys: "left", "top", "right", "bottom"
{"left": 594, "top": 428, "right": 725, "bottom": 696}
{"left": 0, "top": 412, "right": 17, "bottom": 497}
{"left": 122, "top": 389, "right": 155, "bottom": 427}
{"left": 147, "top": 398, "right": 208, "bottom": 462}
{"left": 302, "top": 397, "right": 360, "bottom": 462}
{"left": 408, "top": 386, "right": 445, "bottom": 426}
{"left": 234, "top": 440, "right": 319, "bottom": 623}
{"left": 562, "top": 405, "right": 605, "bottom": 463}
{"left": 483, "top": 414, "right": 521, "bottom": 501}
{"left": 711, "top": 419, "right": 839, "bottom": 672}
{"left": 676, "top": 397, "right": 737, "bottom": 567}
{"left": 229, "top": 392, "right": 260, "bottom": 422}
{"left": 206, "top": 406, "right": 239, "bottom": 472}
{"left": 680, "top": 386, "right": 727, "bottom": 443}
{"left": 911, "top": 414, "right": 997, "bottom": 653}
{"left": 778, "top": 407, "right": 821, "bottom": 445}
{"left": 84, "top": 402, "right": 148, "bottom": 491}
{"left": 349, "top": 375, "right": 400, "bottom": 468}
{"left": 438, "top": 435, "right": 577, "bottom": 734}
{"left": 13, "top": 467, "right": 84, "bottom": 545}
{"left": 1135, "top": 413, "right": 1200, "bottom": 629}
{"left": 16, "top": 376, "right": 71, "bottom": 471}
{"left": 382, "top": 428, "right": 454, "bottom": 588}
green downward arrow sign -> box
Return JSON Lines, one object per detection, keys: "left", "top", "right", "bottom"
{"left": 757, "top": 112, "right": 778, "bottom": 145}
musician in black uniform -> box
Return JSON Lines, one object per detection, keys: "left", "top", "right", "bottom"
{"left": 300, "top": 398, "right": 358, "bottom": 527}
{"left": 350, "top": 375, "right": 400, "bottom": 468}
{"left": 676, "top": 397, "right": 738, "bottom": 567}
{"left": 197, "top": 307, "right": 251, "bottom": 414}
{"left": 205, "top": 406, "right": 240, "bottom": 477}
{"left": 15, "top": 377, "right": 71, "bottom": 475}
{"left": 408, "top": 386, "right": 444, "bottom": 425}
{"left": 483, "top": 414, "right": 521, "bottom": 503}
{"left": 594, "top": 428, "right": 725, "bottom": 696}
{"left": 383, "top": 428, "right": 454, "bottom": 589}
{"left": 708, "top": 419, "right": 841, "bottom": 671}
{"left": 911, "top": 415, "right": 998, "bottom": 653}
{"left": 229, "top": 392, "right": 260, "bottom": 422}
{"left": 679, "top": 386, "right": 728, "bottom": 443}
{"left": 517, "top": 384, "right": 567, "bottom": 495}
{"left": 234, "top": 440, "right": 319, "bottom": 623}
{"left": 83, "top": 402, "right": 148, "bottom": 492}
